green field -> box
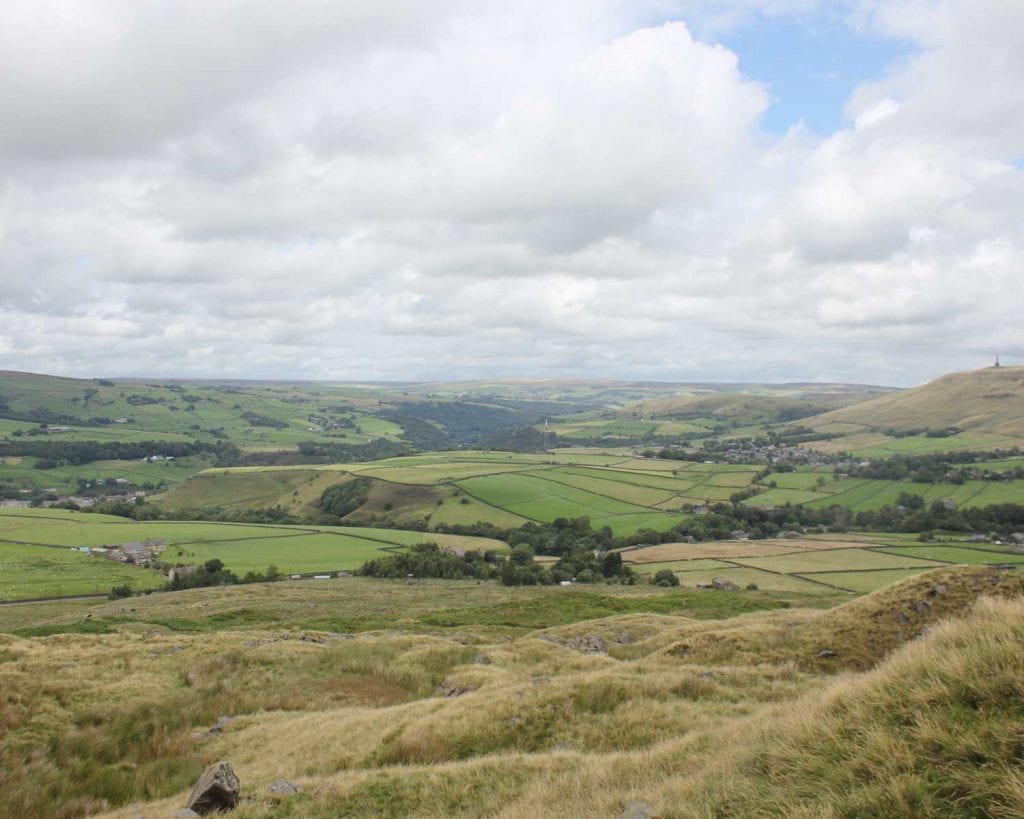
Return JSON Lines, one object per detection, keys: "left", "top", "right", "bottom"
{"left": 0, "top": 508, "right": 505, "bottom": 600}
{"left": 876, "top": 544, "right": 1024, "bottom": 565}
{"left": 736, "top": 548, "right": 944, "bottom": 574}
{"left": 798, "top": 568, "right": 935, "bottom": 593}
{"left": 0, "top": 540, "right": 165, "bottom": 599}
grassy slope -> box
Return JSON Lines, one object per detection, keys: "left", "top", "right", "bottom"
{"left": 1, "top": 567, "right": 1020, "bottom": 818}
{"left": 810, "top": 365, "right": 1024, "bottom": 437}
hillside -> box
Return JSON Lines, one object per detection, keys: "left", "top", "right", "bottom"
{"left": 810, "top": 366, "right": 1024, "bottom": 437}
{"left": 1, "top": 566, "right": 1021, "bottom": 818}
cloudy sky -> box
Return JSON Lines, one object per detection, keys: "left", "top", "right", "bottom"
{"left": 1, "top": 0, "right": 1021, "bottom": 386}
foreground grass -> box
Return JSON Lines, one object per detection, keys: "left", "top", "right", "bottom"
{"left": 0, "top": 568, "right": 1020, "bottom": 818}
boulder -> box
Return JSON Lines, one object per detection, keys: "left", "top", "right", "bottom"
{"left": 617, "top": 632, "right": 633, "bottom": 645}
{"left": 711, "top": 577, "right": 739, "bottom": 591}
{"left": 817, "top": 649, "right": 838, "bottom": 659}
{"left": 269, "top": 779, "right": 301, "bottom": 794}
{"left": 621, "top": 800, "right": 659, "bottom": 818}
{"left": 912, "top": 600, "right": 932, "bottom": 613}
{"left": 185, "top": 761, "right": 240, "bottom": 814}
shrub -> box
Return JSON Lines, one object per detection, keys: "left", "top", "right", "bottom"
{"left": 651, "top": 569, "right": 679, "bottom": 587}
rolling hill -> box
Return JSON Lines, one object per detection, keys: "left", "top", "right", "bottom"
{"left": 808, "top": 366, "right": 1024, "bottom": 437}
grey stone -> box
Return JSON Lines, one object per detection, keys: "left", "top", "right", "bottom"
{"left": 269, "top": 779, "right": 301, "bottom": 794}
{"left": 912, "top": 600, "right": 932, "bottom": 613}
{"left": 817, "top": 649, "right": 838, "bottom": 658}
{"left": 435, "top": 679, "right": 472, "bottom": 697}
{"left": 617, "top": 632, "right": 633, "bottom": 645}
{"left": 621, "top": 800, "right": 659, "bottom": 819}
{"left": 472, "top": 653, "right": 492, "bottom": 665}
{"left": 929, "top": 584, "right": 948, "bottom": 596}
{"left": 539, "top": 633, "right": 607, "bottom": 653}
{"left": 897, "top": 611, "right": 911, "bottom": 625}
{"left": 185, "top": 761, "right": 240, "bottom": 814}
{"left": 711, "top": 577, "right": 739, "bottom": 591}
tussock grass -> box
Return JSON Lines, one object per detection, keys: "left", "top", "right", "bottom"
{"left": 3, "top": 567, "right": 1021, "bottom": 818}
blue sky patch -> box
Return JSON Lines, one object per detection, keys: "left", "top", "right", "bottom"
{"left": 717, "top": 12, "right": 916, "bottom": 135}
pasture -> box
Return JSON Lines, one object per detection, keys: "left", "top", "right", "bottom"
{"left": 623, "top": 534, "right": 1024, "bottom": 594}
{"left": 0, "top": 508, "right": 504, "bottom": 600}
{"left": 0, "top": 540, "right": 165, "bottom": 599}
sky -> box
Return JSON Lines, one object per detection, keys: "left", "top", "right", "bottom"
{"left": 0, "top": 0, "right": 1021, "bottom": 387}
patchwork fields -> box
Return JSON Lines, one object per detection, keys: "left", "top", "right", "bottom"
{"left": 165, "top": 450, "right": 1024, "bottom": 536}
{"left": 621, "top": 534, "right": 1024, "bottom": 594}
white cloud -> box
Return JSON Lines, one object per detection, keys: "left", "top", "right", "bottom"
{"left": 0, "top": 0, "right": 1020, "bottom": 385}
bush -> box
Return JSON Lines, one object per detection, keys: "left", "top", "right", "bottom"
{"left": 651, "top": 569, "right": 679, "bottom": 587}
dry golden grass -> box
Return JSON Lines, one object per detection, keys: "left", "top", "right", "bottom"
{"left": 624, "top": 540, "right": 798, "bottom": 562}
{"left": 2, "top": 566, "right": 1021, "bottom": 818}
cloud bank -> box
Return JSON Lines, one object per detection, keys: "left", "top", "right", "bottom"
{"left": 0, "top": 0, "right": 1020, "bottom": 385}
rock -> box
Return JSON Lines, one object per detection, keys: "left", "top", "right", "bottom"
{"left": 539, "top": 633, "right": 607, "bottom": 653}
{"left": 269, "top": 779, "right": 301, "bottom": 794}
{"left": 191, "top": 715, "right": 237, "bottom": 741}
{"left": 711, "top": 577, "right": 739, "bottom": 591}
{"left": 617, "top": 632, "right": 633, "bottom": 645}
{"left": 621, "top": 800, "right": 659, "bottom": 818}
{"left": 576, "top": 634, "right": 607, "bottom": 653}
{"left": 185, "top": 761, "right": 240, "bottom": 815}
{"left": 435, "top": 679, "right": 472, "bottom": 697}
{"left": 912, "top": 600, "right": 932, "bottom": 613}
{"left": 897, "top": 611, "right": 911, "bottom": 625}
{"left": 472, "top": 653, "right": 492, "bottom": 665}
{"left": 929, "top": 584, "right": 948, "bottom": 597}
{"left": 817, "top": 649, "right": 838, "bottom": 658}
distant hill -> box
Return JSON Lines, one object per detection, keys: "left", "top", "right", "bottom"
{"left": 809, "top": 366, "right": 1024, "bottom": 436}
{"left": 624, "top": 386, "right": 892, "bottom": 425}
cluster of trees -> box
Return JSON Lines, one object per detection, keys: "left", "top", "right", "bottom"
{"left": 164, "top": 558, "right": 238, "bottom": 590}
{"left": 839, "top": 450, "right": 1024, "bottom": 483}
{"left": 356, "top": 540, "right": 635, "bottom": 586}
{"left": 477, "top": 426, "right": 555, "bottom": 453}
{"left": 240, "top": 411, "right": 288, "bottom": 429}
{"left": 319, "top": 478, "right": 371, "bottom": 518}
{"left": 359, "top": 543, "right": 499, "bottom": 579}
{"left": 295, "top": 438, "right": 412, "bottom": 463}
{"left": 0, "top": 439, "right": 240, "bottom": 467}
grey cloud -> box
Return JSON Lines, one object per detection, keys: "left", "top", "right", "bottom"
{"left": 0, "top": 0, "right": 1021, "bottom": 386}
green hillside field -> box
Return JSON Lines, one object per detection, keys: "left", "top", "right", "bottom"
{"left": 155, "top": 451, "right": 1024, "bottom": 536}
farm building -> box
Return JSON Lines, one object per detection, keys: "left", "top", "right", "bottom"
{"left": 105, "top": 539, "right": 167, "bottom": 565}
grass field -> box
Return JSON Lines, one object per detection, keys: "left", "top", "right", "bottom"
{"left": 0, "top": 509, "right": 505, "bottom": 600}
{"left": 623, "top": 533, "right": 1024, "bottom": 594}
{"left": 0, "top": 540, "right": 165, "bottom": 598}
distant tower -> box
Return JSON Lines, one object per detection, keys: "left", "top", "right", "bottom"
{"left": 995, "top": 354, "right": 1001, "bottom": 368}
